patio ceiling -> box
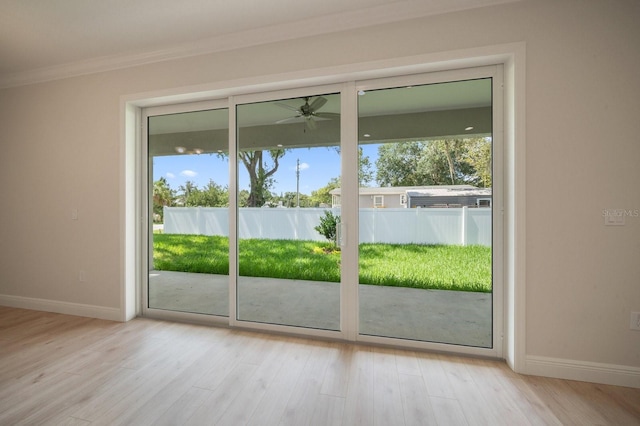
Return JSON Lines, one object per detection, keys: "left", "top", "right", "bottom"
{"left": 148, "top": 79, "right": 492, "bottom": 156}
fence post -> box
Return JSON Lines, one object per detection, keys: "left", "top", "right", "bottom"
{"left": 372, "top": 207, "right": 377, "bottom": 244}
{"left": 415, "top": 206, "right": 421, "bottom": 244}
{"left": 461, "top": 206, "right": 468, "bottom": 246}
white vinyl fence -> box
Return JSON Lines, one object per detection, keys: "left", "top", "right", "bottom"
{"left": 163, "top": 207, "right": 491, "bottom": 246}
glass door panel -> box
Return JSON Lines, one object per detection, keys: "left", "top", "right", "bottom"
{"left": 357, "top": 79, "right": 493, "bottom": 347}
{"left": 148, "top": 108, "right": 229, "bottom": 316}
{"left": 236, "top": 93, "right": 341, "bottom": 330}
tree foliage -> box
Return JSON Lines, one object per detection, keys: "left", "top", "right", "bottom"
{"left": 375, "top": 142, "right": 426, "bottom": 186}
{"left": 375, "top": 138, "right": 491, "bottom": 187}
{"left": 358, "top": 147, "right": 374, "bottom": 186}
{"left": 461, "top": 137, "right": 492, "bottom": 187}
{"left": 310, "top": 177, "right": 340, "bottom": 207}
{"left": 152, "top": 177, "right": 176, "bottom": 221}
{"left": 308, "top": 147, "right": 372, "bottom": 207}
{"left": 177, "top": 180, "right": 229, "bottom": 207}
{"left": 238, "top": 189, "right": 250, "bottom": 207}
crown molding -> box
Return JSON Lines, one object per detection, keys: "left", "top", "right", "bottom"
{"left": 0, "top": 0, "right": 518, "bottom": 89}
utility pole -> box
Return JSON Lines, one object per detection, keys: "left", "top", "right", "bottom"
{"left": 296, "top": 158, "right": 300, "bottom": 208}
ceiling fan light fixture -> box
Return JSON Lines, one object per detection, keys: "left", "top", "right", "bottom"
{"left": 175, "top": 146, "right": 204, "bottom": 154}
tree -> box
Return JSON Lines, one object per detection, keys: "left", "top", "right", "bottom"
{"left": 310, "top": 177, "right": 340, "bottom": 207}
{"left": 375, "top": 141, "right": 428, "bottom": 186}
{"left": 358, "top": 147, "right": 374, "bottom": 186}
{"left": 307, "top": 147, "right": 372, "bottom": 207}
{"left": 238, "top": 189, "right": 250, "bottom": 207}
{"left": 152, "top": 177, "right": 175, "bottom": 222}
{"left": 192, "top": 179, "right": 229, "bottom": 207}
{"left": 329, "top": 147, "right": 373, "bottom": 186}
{"left": 461, "top": 137, "right": 492, "bottom": 187}
{"left": 417, "top": 139, "right": 476, "bottom": 186}
{"left": 238, "top": 149, "right": 286, "bottom": 207}
{"left": 375, "top": 138, "right": 491, "bottom": 187}
{"left": 177, "top": 180, "right": 198, "bottom": 206}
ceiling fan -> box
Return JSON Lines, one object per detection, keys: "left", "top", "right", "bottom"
{"left": 275, "top": 96, "right": 339, "bottom": 130}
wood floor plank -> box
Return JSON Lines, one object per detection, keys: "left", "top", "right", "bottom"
{"left": 320, "top": 342, "right": 353, "bottom": 398}
{"left": 436, "top": 354, "right": 503, "bottom": 425}
{"left": 152, "top": 386, "right": 212, "bottom": 426}
{"left": 97, "top": 340, "right": 218, "bottom": 425}
{"left": 215, "top": 337, "right": 291, "bottom": 426}
{"left": 185, "top": 362, "right": 259, "bottom": 425}
{"left": 0, "top": 371, "right": 86, "bottom": 424}
{"left": 0, "top": 307, "right": 639, "bottom": 426}
{"left": 120, "top": 341, "right": 235, "bottom": 425}
{"left": 430, "top": 396, "right": 469, "bottom": 426}
{"left": 65, "top": 323, "right": 204, "bottom": 423}
{"left": 341, "top": 345, "right": 375, "bottom": 425}
{"left": 244, "top": 338, "right": 313, "bottom": 426}
{"left": 522, "top": 375, "right": 619, "bottom": 426}
{"left": 566, "top": 380, "right": 640, "bottom": 425}
{"left": 417, "top": 352, "right": 457, "bottom": 400}
{"left": 308, "top": 394, "right": 345, "bottom": 426}
{"left": 55, "top": 417, "right": 92, "bottom": 426}
{"left": 476, "top": 360, "right": 563, "bottom": 426}
{"left": 398, "top": 372, "right": 438, "bottom": 425}
{"left": 0, "top": 315, "right": 113, "bottom": 383}
{"left": 464, "top": 358, "right": 539, "bottom": 425}
{"left": 604, "top": 384, "right": 640, "bottom": 419}
{"left": 279, "top": 341, "right": 336, "bottom": 426}
{"left": 191, "top": 331, "right": 254, "bottom": 391}
{"left": 372, "top": 348, "right": 405, "bottom": 425}
{"left": 395, "top": 349, "right": 422, "bottom": 377}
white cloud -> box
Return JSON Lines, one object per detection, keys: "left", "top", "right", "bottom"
{"left": 166, "top": 172, "right": 176, "bottom": 179}
{"left": 180, "top": 170, "right": 198, "bottom": 177}
{"left": 296, "top": 162, "right": 310, "bottom": 171}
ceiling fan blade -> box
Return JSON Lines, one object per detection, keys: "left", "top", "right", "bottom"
{"left": 315, "top": 112, "right": 340, "bottom": 119}
{"left": 274, "top": 102, "right": 301, "bottom": 112}
{"left": 309, "top": 96, "right": 327, "bottom": 112}
{"left": 276, "top": 116, "right": 304, "bottom": 124}
{"left": 306, "top": 117, "right": 317, "bottom": 130}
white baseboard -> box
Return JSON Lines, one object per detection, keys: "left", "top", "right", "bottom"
{"left": 526, "top": 355, "right": 640, "bottom": 389}
{"left": 0, "top": 294, "right": 123, "bottom": 322}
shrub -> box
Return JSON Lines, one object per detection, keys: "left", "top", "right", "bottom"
{"left": 314, "top": 210, "right": 340, "bottom": 245}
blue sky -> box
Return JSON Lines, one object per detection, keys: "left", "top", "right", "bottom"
{"left": 153, "top": 144, "right": 380, "bottom": 195}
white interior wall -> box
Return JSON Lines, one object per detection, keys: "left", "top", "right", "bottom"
{"left": 1, "top": 0, "right": 638, "bottom": 385}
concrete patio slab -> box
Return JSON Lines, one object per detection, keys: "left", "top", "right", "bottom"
{"left": 149, "top": 270, "right": 492, "bottom": 347}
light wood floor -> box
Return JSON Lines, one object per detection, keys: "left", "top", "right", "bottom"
{"left": 0, "top": 307, "right": 638, "bottom": 426}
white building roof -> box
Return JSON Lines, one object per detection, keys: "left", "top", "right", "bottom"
{"left": 330, "top": 185, "right": 489, "bottom": 196}
{"left": 406, "top": 187, "right": 492, "bottom": 197}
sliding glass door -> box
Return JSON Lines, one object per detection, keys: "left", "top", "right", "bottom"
{"left": 357, "top": 78, "right": 494, "bottom": 347}
{"left": 235, "top": 93, "right": 341, "bottom": 330}
{"left": 147, "top": 107, "right": 229, "bottom": 316}
{"left": 142, "top": 67, "right": 501, "bottom": 354}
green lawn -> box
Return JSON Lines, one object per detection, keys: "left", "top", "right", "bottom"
{"left": 153, "top": 234, "right": 492, "bottom": 292}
